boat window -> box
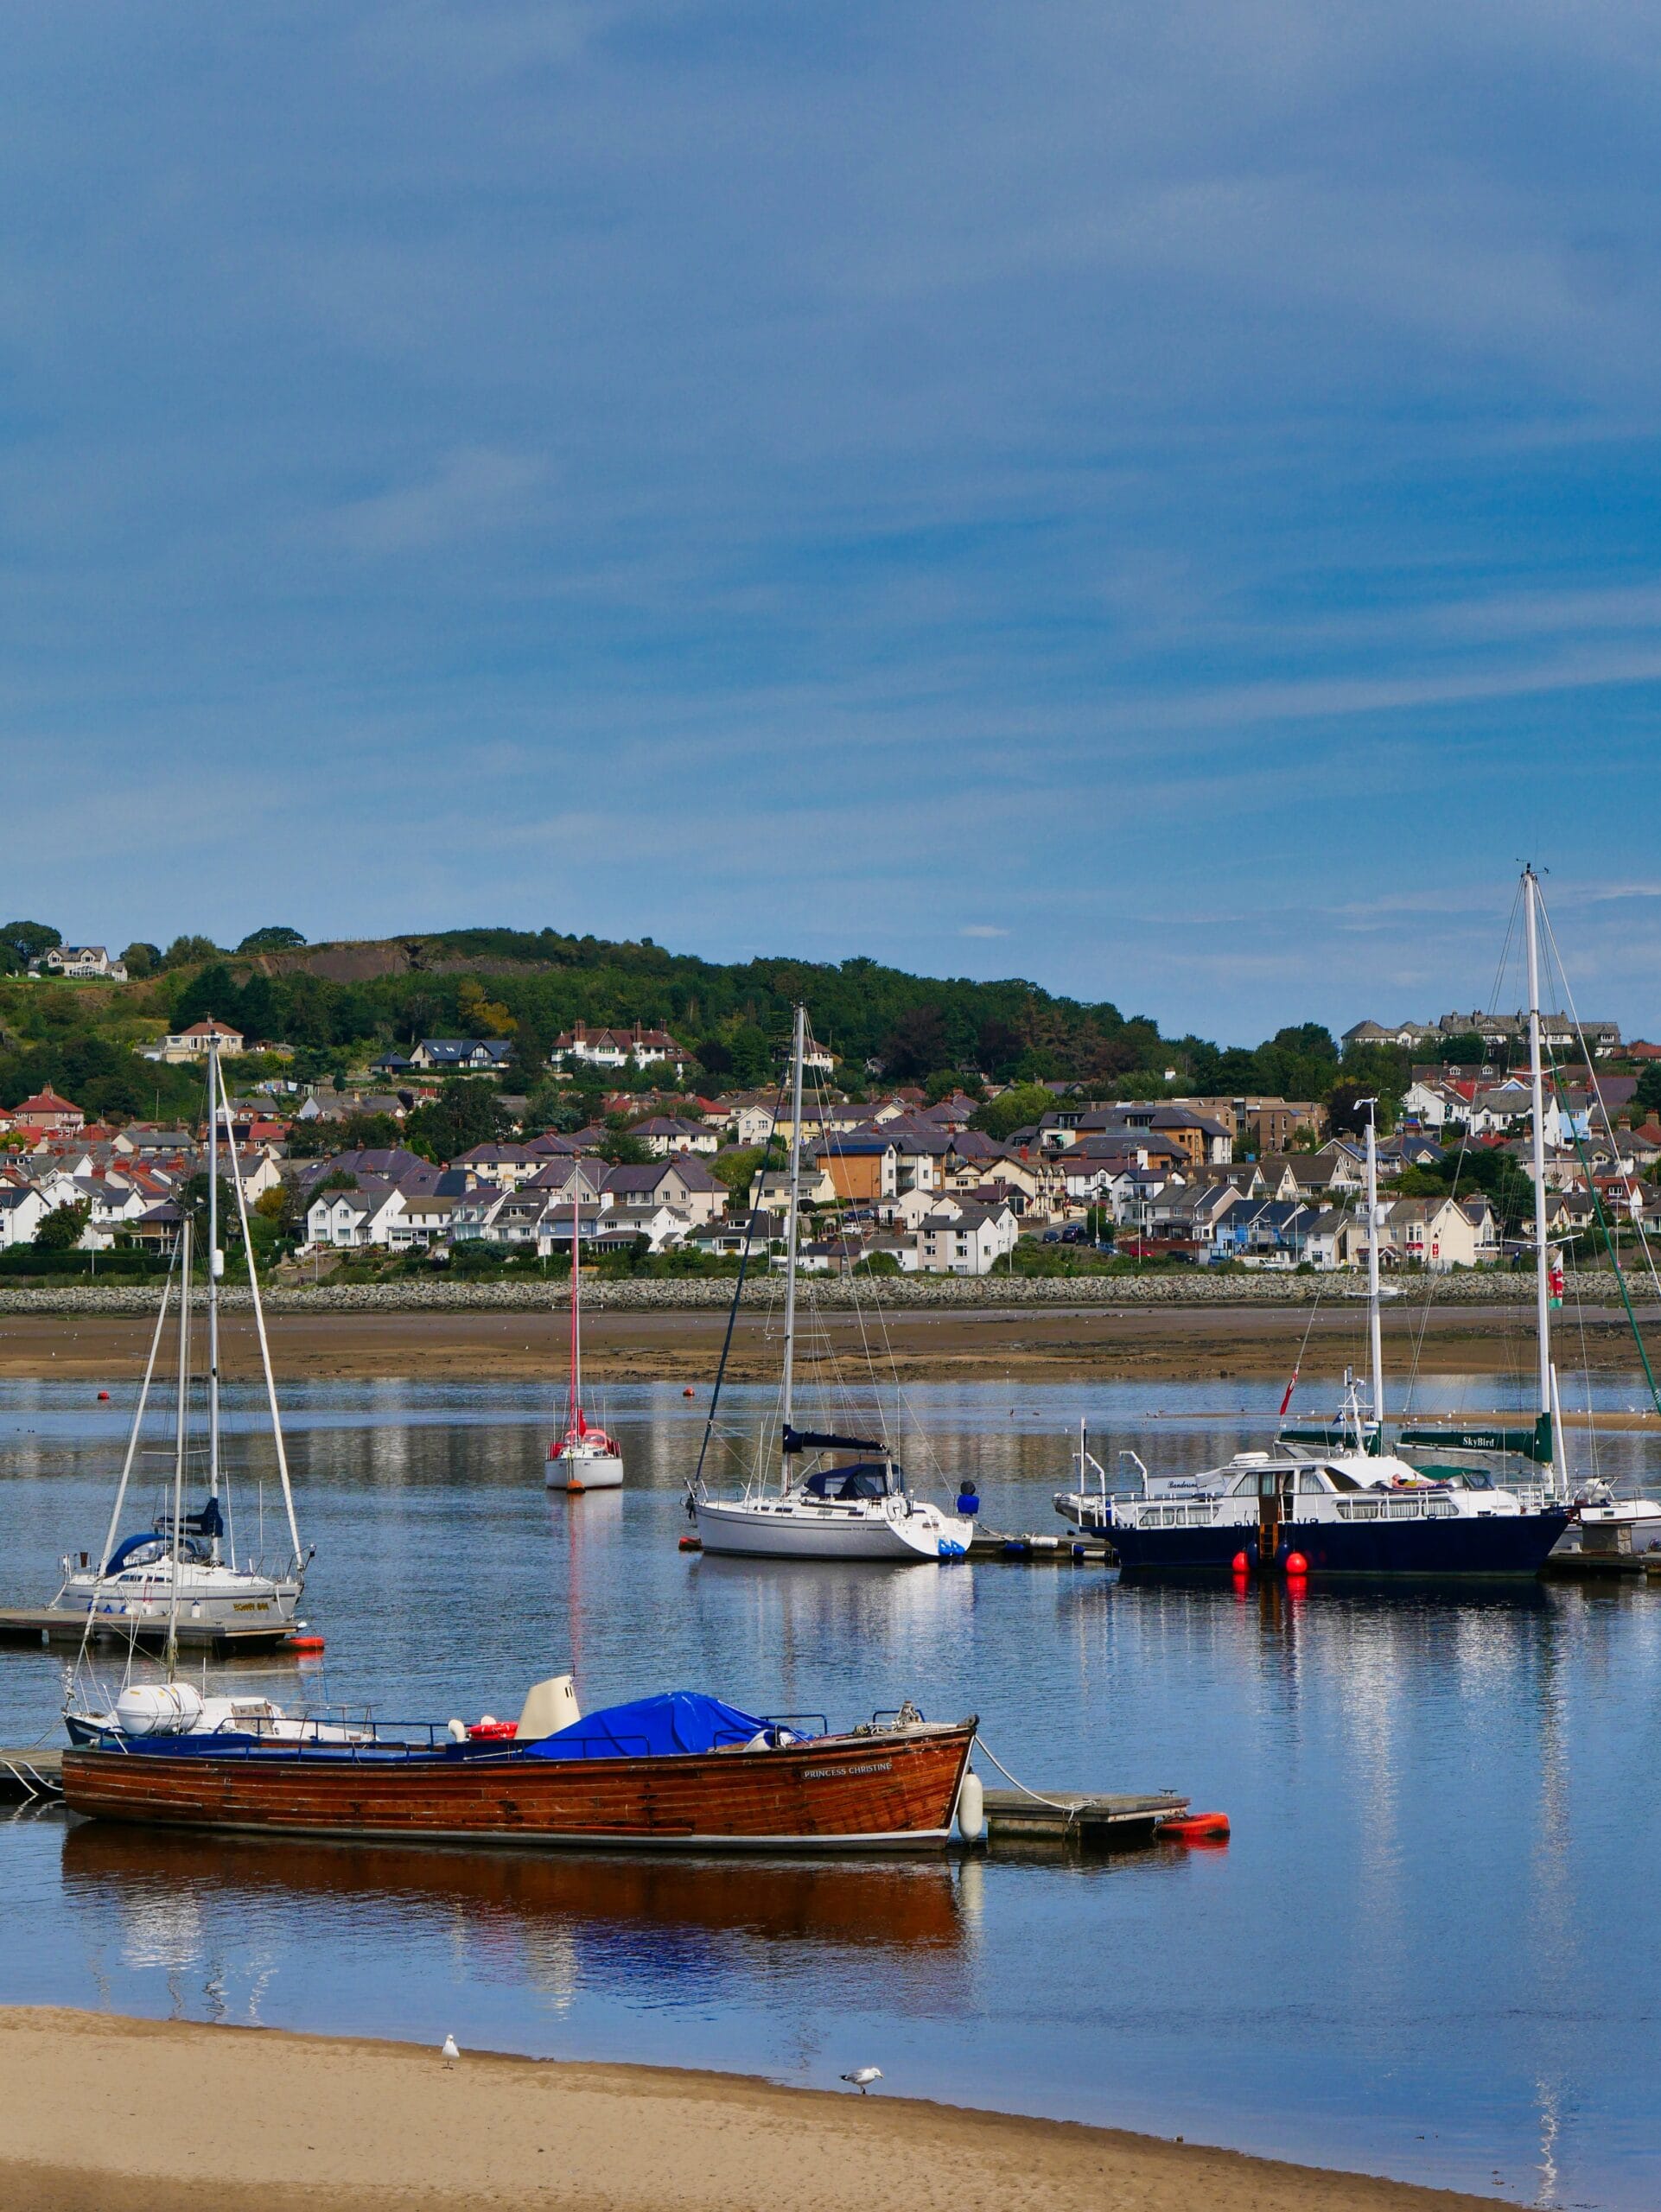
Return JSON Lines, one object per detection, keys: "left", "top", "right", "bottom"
{"left": 1322, "top": 1466, "right": 1364, "bottom": 1492}
{"left": 1298, "top": 1470, "right": 1331, "bottom": 1494}
{"left": 803, "top": 1463, "right": 890, "bottom": 1501}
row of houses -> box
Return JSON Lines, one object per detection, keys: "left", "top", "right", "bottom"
{"left": 1345, "top": 1011, "right": 1626, "bottom": 1056}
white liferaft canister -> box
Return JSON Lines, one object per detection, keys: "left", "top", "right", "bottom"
{"left": 114, "top": 1682, "right": 205, "bottom": 1738}
{"left": 956, "top": 1768, "right": 984, "bottom": 1844}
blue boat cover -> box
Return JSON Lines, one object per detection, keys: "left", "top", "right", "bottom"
{"left": 524, "top": 1692, "right": 778, "bottom": 1761}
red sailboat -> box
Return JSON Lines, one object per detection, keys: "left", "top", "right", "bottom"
{"left": 547, "top": 1194, "right": 622, "bottom": 1491}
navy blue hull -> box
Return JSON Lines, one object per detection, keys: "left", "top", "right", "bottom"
{"left": 1111, "top": 1509, "right": 1569, "bottom": 1579}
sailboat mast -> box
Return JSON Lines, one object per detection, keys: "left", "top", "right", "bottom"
{"left": 1524, "top": 868, "right": 1554, "bottom": 1453}
{"left": 570, "top": 1186, "right": 582, "bottom": 1433}
{"left": 167, "top": 1223, "right": 192, "bottom": 1672}
{"left": 1365, "top": 1102, "right": 1384, "bottom": 1446}
{"left": 206, "top": 1036, "right": 222, "bottom": 1559}
{"left": 780, "top": 1003, "right": 806, "bottom": 1465}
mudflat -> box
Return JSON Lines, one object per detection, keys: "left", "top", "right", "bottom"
{"left": 0, "top": 1300, "right": 1650, "bottom": 1387}
{"left": 0, "top": 2005, "right": 1502, "bottom": 2212}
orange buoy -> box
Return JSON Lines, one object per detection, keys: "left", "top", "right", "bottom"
{"left": 1231, "top": 1551, "right": 1249, "bottom": 1574}
{"left": 1285, "top": 1551, "right": 1309, "bottom": 1576}
{"left": 285, "top": 1635, "right": 326, "bottom": 1654}
{"left": 1161, "top": 1811, "right": 1231, "bottom": 1844}
{"left": 678, "top": 1535, "right": 703, "bottom": 1552}
{"left": 97, "top": 1390, "right": 111, "bottom": 1402}
{"left": 683, "top": 1385, "right": 696, "bottom": 1397}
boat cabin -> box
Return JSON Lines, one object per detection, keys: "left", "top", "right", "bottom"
{"left": 801, "top": 1460, "right": 901, "bottom": 1503}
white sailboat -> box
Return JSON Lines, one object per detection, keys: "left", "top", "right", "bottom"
{"left": 52, "top": 1036, "right": 308, "bottom": 1643}
{"left": 546, "top": 1193, "right": 623, "bottom": 1491}
{"left": 691, "top": 1005, "right": 973, "bottom": 1565}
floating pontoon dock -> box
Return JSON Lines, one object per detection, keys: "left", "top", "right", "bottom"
{"left": 980, "top": 1787, "right": 1187, "bottom": 1847}
{"left": 0, "top": 1607, "right": 305, "bottom": 1655}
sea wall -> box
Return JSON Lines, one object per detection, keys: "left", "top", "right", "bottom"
{"left": 0, "top": 1271, "right": 1630, "bottom": 1317}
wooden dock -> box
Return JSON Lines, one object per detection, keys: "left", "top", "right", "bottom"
{"left": 966, "top": 1529, "right": 1116, "bottom": 1565}
{"left": 0, "top": 1606, "right": 303, "bottom": 1656}
{"left": 0, "top": 1746, "right": 63, "bottom": 1802}
{"left": 981, "top": 1787, "right": 1187, "bottom": 1847}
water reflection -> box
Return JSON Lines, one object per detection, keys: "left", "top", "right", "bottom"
{"left": 8, "top": 1382, "right": 1661, "bottom": 2208}
{"left": 60, "top": 1822, "right": 971, "bottom": 2025}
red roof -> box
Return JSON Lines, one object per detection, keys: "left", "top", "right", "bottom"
{"left": 16, "top": 1087, "right": 80, "bottom": 1116}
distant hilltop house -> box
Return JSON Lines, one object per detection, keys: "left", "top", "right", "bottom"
{"left": 139, "top": 1017, "right": 246, "bottom": 1065}
{"left": 550, "top": 1021, "right": 687, "bottom": 1077}
{"left": 1344, "top": 1012, "right": 1621, "bottom": 1056}
{"left": 393, "top": 1039, "right": 515, "bottom": 1075}
{"left": 29, "top": 945, "right": 127, "bottom": 982}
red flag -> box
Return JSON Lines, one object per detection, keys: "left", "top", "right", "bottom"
{"left": 1279, "top": 1368, "right": 1299, "bottom": 1418}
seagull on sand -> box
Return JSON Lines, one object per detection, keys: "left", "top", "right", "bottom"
{"left": 442, "top": 2034, "right": 460, "bottom": 2069}
{"left": 840, "top": 2066, "right": 881, "bottom": 2094}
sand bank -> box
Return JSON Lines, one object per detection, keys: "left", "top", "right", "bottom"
{"left": 0, "top": 2005, "right": 1499, "bottom": 2212}
{"left": 0, "top": 1300, "right": 1653, "bottom": 1387}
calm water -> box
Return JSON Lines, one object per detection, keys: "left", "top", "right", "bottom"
{"left": 3, "top": 1373, "right": 1660, "bottom": 2208}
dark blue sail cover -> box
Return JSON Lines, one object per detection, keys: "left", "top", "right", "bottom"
{"left": 524, "top": 1692, "right": 782, "bottom": 1761}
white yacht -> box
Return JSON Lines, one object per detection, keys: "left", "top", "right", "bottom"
{"left": 1057, "top": 1055, "right": 1569, "bottom": 1580}
{"left": 690, "top": 1006, "right": 973, "bottom": 1565}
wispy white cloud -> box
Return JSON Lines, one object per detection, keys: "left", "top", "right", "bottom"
{"left": 329, "top": 448, "right": 549, "bottom": 556}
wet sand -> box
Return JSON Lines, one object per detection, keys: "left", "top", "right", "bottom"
{"left": 0, "top": 2005, "right": 1502, "bottom": 2212}
{"left": 0, "top": 1300, "right": 1652, "bottom": 1389}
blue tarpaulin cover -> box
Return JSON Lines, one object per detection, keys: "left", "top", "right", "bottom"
{"left": 523, "top": 1692, "right": 779, "bottom": 1761}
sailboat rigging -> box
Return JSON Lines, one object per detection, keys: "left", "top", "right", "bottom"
{"left": 59, "top": 1035, "right": 315, "bottom": 1740}
{"left": 546, "top": 1190, "right": 623, "bottom": 1491}
{"left": 690, "top": 1004, "right": 973, "bottom": 1563}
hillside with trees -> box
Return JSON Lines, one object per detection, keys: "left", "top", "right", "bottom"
{"left": 0, "top": 918, "right": 1419, "bottom": 1124}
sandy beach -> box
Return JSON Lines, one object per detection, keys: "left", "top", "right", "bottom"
{"left": 0, "top": 1300, "right": 1653, "bottom": 1389}
{"left": 0, "top": 2005, "right": 1502, "bottom": 2212}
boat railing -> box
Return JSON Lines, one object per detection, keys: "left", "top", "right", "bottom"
{"left": 1129, "top": 1502, "right": 1225, "bottom": 1528}
{"left": 764, "top": 1712, "right": 828, "bottom": 1736}
{"left": 1332, "top": 1495, "right": 1460, "bottom": 1522}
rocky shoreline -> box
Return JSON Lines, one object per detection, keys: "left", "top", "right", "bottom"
{"left": 0, "top": 1268, "right": 1628, "bottom": 1316}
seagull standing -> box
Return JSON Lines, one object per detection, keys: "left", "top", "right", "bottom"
{"left": 840, "top": 2066, "right": 881, "bottom": 2094}
{"left": 442, "top": 2034, "right": 460, "bottom": 2069}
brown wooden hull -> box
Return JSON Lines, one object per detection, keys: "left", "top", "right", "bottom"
{"left": 60, "top": 1721, "right": 977, "bottom": 1854}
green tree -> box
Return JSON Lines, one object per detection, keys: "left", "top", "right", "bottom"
{"left": 595, "top": 1128, "right": 651, "bottom": 1166}
{"left": 34, "top": 1199, "right": 91, "bottom": 1251}
{"left": 237, "top": 925, "right": 307, "bottom": 953}
{"left": 1635, "top": 1065, "right": 1661, "bottom": 1120}
{"left": 1, "top": 920, "right": 60, "bottom": 972}
{"left": 403, "top": 1077, "right": 510, "bottom": 1161}
{"left": 710, "top": 1145, "right": 766, "bottom": 1203}
{"left": 968, "top": 1083, "right": 1054, "bottom": 1141}
{"left": 175, "top": 1172, "right": 243, "bottom": 1241}
{"left": 120, "top": 942, "right": 161, "bottom": 979}
{"left": 162, "top": 934, "right": 222, "bottom": 969}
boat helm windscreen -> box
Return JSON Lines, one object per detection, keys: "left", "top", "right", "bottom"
{"left": 803, "top": 1462, "right": 894, "bottom": 1502}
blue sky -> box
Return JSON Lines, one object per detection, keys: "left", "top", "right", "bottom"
{"left": 3, "top": 2, "right": 1659, "bottom": 1044}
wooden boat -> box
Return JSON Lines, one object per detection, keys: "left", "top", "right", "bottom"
{"left": 60, "top": 1688, "right": 977, "bottom": 1854}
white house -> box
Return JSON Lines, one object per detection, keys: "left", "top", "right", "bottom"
{"left": 599, "top": 1156, "right": 727, "bottom": 1228}
{"left": 915, "top": 1199, "right": 1019, "bottom": 1276}
{"left": 152, "top": 1017, "right": 246, "bottom": 1064}
{"left": 630, "top": 1116, "right": 719, "bottom": 1158}
{"left": 0, "top": 1185, "right": 48, "bottom": 1248}
{"left": 550, "top": 1021, "right": 687, "bottom": 1077}
{"left": 305, "top": 1182, "right": 406, "bottom": 1249}
{"left": 39, "top": 945, "right": 128, "bottom": 982}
